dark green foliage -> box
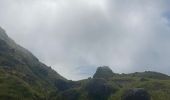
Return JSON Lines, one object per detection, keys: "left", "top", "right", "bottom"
{"left": 85, "top": 79, "right": 118, "bottom": 100}
{"left": 55, "top": 79, "right": 81, "bottom": 91}
{"left": 121, "top": 88, "right": 151, "bottom": 100}
{"left": 0, "top": 70, "right": 43, "bottom": 100}
{"left": 55, "top": 79, "right": 70, "bottom": 91}
{"left": 61, "top": 89, "right": 80, "bottom": 100}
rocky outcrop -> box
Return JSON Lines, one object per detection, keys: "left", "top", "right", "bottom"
{"left": 121, "top": 88, "right": 151, "bottom": 100}
{"left": 93, "top": 66, "right": 114, "bottom": 79}
{"left": 85, "top": 78, "right": 117, "bottom": 100}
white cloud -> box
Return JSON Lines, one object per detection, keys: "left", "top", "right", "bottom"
{"left": 0, "top": 0, "right": 170, "bottom": 80}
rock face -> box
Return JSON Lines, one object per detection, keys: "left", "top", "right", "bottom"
{"left": 121, "top": 88, "right": 151, "bottom": 100}
{"left": 93, "top": 66, "right": 114, "bottom": 79}
{"left": 85, "top": 78, "right": 117, "bottom": 100}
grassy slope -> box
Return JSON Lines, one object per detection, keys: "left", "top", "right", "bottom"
{"left": 0, "top": 69, "right": 44, "bottom": 100}
{"left": 0, "top": 27, "right": 66, "bottom": 100}
{"left": 55, "top": 71, "right": 170, "bottom": 100}
{"left": 109, "top": 76, "right": 170, "bottom": 100}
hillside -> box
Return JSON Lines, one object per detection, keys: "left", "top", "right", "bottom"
{"left": 0, "top": 27, "right": 66, "bottom": 100}
{"left": 54, "top": 67, "right": 170, "bottom": 100}
{"left": 0, "top": 27, "right": 170, "bottom": 100}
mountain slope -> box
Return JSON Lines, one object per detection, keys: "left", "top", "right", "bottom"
{"left": 0, "top": 27, "right": 66, "bottom": 100}
{"left": 0, "top": 27, "right": 170, "bottom": 100}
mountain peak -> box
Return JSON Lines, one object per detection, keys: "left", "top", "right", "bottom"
{"left": 93, "top": 66, "right": 114, "bottom": 79}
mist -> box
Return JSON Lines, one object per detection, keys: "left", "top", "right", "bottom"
{"left": 0, "top": 0, "right": 170, "bottom": 80}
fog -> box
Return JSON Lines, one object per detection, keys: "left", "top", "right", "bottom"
{"left": 0, "top": 0, "right": 170, "bottom": 80}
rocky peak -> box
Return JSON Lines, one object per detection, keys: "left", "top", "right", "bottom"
{"left": 93, "top": 66, "right": 114, "bottom": 79}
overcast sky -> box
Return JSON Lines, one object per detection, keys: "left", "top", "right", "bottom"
{"left": 0, "top": 0, "right": 170, "bottom": 80}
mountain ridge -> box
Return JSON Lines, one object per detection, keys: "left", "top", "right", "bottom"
{"left": 0, "top": 27, "right": 170, "bottom": 100}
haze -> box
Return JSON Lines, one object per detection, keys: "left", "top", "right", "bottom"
{"left": 0, "top": 0, "right": 170, "bottom": 80}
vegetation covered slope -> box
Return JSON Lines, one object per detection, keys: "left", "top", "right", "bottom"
{"left": 55, "top": 67, "right": 170, "bottom": 100}
{"left": 0, "top": 27, "right": 66, "bottom": 100}
{"left": 0, "top": 27, "right": 170, "bottom": 100}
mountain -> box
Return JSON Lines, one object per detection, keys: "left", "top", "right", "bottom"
{"left": 0, "top": 27, "right": 66, "bottom": 100}
{"left": 0, "top": 27, "right": 170, "bottom": 100}
{"left": 93, "top": 66, "right": 114, "bottom": 79}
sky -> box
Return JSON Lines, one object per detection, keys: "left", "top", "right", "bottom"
{"left": 0, "top": 0, "right": 170, "bottom": 80}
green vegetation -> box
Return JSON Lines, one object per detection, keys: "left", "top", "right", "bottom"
{"left": 0, "top": 27, "right": 65, "bottom": 100}
{"left": 0, "top": 27, "right": 170, "bottom": 100}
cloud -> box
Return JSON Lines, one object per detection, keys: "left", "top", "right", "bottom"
{"left": 0, "top": 0, "right": 170, "bottom": 80}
